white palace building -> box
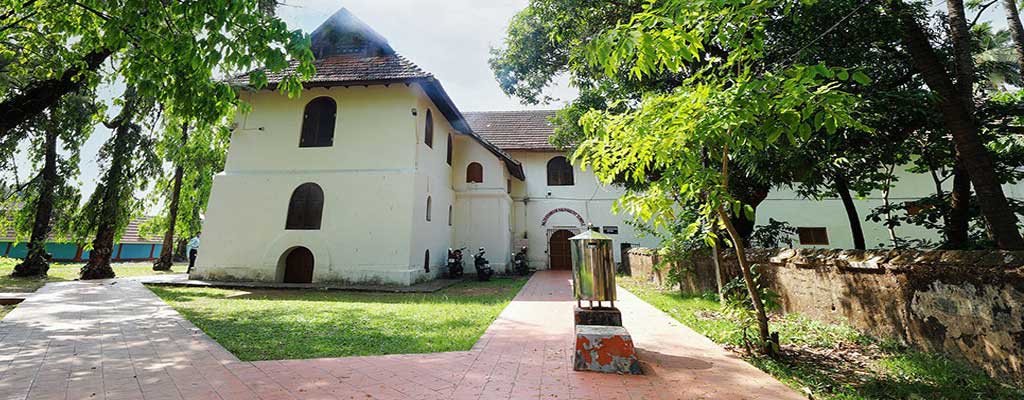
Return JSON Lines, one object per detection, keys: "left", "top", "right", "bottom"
{"left": 196, "top": 8, "right": 1024, "bottom": 285}
{"left": 193, "top": 9, "right": 660, "bottom": 285}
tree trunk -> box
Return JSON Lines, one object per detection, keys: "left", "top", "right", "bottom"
{"left": 80, "top": 88, "right": 141, "bottom": 280}
{"left": 153, "top": 123, "right": 189, "bottom": 271}
{"left": 947, "top": 161, "right": 972, "bottom": 248}
{"left": 717, "top": 205, "right": 777, "bottom": 357}
{"left": 11, "top": 129, "right": 59, "bottom": 277}
{"left": 0, "top": 49, "right": 111, "bottom": 139}
{"left": 834, "top": 174, "right": 866, "bottom": 250}
{"left": 175, "top": 237, "right": 188, "bottom": 261}
{"left": 889, "top": 0, "right": 1024, "bottom": 249}
{"left": 717, "top": 147, "right": 776, "bottom": 357}
{"left": 710, "top": 234, "right": 726, "bottom": 304}
{"left": 1002, "top": 0, "right": 1024, "bottom": 70}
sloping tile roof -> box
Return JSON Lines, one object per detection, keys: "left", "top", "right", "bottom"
{"left": 0, "top": 217, "right": 161, "bottom": 244}
{"left": 463, "top": 110, "right": 560, "bottom": 152}
{"left": 230, "top": 53, "right": 432, "bottom": 88}
{"left": 228, "top": 7, "right": 527, "bottom": 180}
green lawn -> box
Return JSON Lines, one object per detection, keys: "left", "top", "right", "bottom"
{"left": 619, "top": 277, "right": 1024, "bottom": 400}
{"left": 0, "top": 304, "right": 15, "bottom": 319}
{"left": 0, "top": 257, "right": 184, "bottom": 293}
{"left": 147, "top": 277, "right": 528, "bottom": 361}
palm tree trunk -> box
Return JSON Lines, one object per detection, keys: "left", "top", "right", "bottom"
{"left": 834, "top": 174, "right": 866, "bottom": 250}
{"left": 888, "top": 0, "right": 1024, "bottom": 249}
{"left": 11, "top": 129, "right": 58, "bottom": 277}
{"left": 1002, "top": 0, "right": 1024, "bottom": 69}
{"left": 153, "top": 123, "right": 189, "bottom": 271}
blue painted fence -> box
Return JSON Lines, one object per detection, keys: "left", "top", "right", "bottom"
{"left": 0, "top": 242, "right": 162, "bottom": 262}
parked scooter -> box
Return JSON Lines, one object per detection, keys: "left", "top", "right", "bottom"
{"left": 513, "top": 246, "right": 530, "bottom": 276}
{"left": 473, "top": 247, "right": 494, "bottom": 281}
{"left": 447, "top": 247, "right": 466, "bottom": 278}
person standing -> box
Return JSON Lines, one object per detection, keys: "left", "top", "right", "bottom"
{"left": 186, "top": 232, "right": 201, "bottom": 273}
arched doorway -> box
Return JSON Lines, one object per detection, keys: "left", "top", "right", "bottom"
{"left": 283, "top": 247, "right": 314, "bottom": 283}
{"left": 548, "top": 229, "right": 574, "bottom": 270}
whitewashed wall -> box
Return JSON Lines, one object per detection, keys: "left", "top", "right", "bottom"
{"left": 198, "top": 85, "right": 425, "bottom": 285}
{"left": 509, "top": 151, "right": 661, "bottom": 269}
{"left": 757, "top": 166, "right": 1024, "bottom": 249}
{"left": 452, "top": 135, "right": 513, "bottom": 271}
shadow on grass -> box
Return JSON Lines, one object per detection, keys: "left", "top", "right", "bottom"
{"left": 148, "top": 277, "right": 528, "bottom": 307}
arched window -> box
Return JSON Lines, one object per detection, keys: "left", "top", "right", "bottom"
{"left": 446, "top": 134, "right": 453, "bottom": 165}
{"left": 426, "top": 196, "right": 432, "bottom": 222}
{"left": 286, "top": 183, "right": 324, "bottom": 230}
{"left": 300, "top": 97, "right": 336, "bottom": 148}
{"left": 547, "top": 156, "right": 574, "bottom": 186}
{"left": 448, "top": 205, "right": 453, "bottom": 226}
{"left": 424, "top": 249, "right": 430, "bottom": 273}
{"left": 424, "top": 110, "right": 434, "bottom": 148}
{"left": 466, "top": 162, "right": 483, "bottom": 183}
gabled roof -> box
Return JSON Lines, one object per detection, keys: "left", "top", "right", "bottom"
{"left": 231, "top": 8, "right": 525, "bottom": 180}
{"left": 464, "top": 110, "right": 560, "bottom": 152}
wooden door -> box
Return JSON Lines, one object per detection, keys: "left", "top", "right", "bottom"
{"left": 548, "top": 230, "right": 573, "bottom": 270}
{"left": 284, "top": 247, "right": 314, "bottom": 283}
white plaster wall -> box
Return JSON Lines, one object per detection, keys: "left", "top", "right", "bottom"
{"left": 408, "top": 86, "right": 457, "bottom": 282}
{"left": 509, "top": 151, "right": 660, "bottom": 270}
{"left": 197, "top": 85, "right": 425, "bottom": 285}
{"left": 452, "top": 135, "right": 513, "bottom": 271}
{"left": 757, "top": 166, "right": 1024, "bottom": 249}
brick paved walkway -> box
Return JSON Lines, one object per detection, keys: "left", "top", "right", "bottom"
{"left": 0, "top": 271, "right": 801, "bottom": 400}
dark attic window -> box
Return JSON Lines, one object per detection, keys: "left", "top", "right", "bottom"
{"left": 300, "top": 97, "right": 336, "bottom": 148}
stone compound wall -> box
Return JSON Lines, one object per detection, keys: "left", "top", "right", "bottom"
{"left": 625, "top": 247, "right": 1024, "bottom": 383}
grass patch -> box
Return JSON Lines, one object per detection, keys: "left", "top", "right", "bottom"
{"left": 147, "top": 277, "right": 528, "bottom": 361}
{"left": 0, "top": 257, "right": 183, "bottom": 292}
{"left": 0, "top": 304, "right": 15, "bottom": 319}
{"left": 619, "top": 276, "right": 1024, "bottom": 400}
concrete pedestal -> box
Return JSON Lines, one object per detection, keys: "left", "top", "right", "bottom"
{"left": 574, "top": 306, "right": 622, "bottom": 326}
{"left": 573, "top": 325, "right": 643, "bottom": 374}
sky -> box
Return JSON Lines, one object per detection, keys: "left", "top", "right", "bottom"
{"left": 14, "top": 0, "right": 1012, "bottom": 206}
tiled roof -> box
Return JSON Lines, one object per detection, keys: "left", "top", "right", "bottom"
{"left": 231, "top": 53, "right": 432, "bottom": 88}
{"left": 463, "top": 110, "right": 559, "bottom": 152}
{"left": 0, "top": 217, "right": 161, "bottom": 244}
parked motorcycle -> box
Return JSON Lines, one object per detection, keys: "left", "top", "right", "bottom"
{"left": 513, "top": 246, "right": 529, "bottom": 276}
{"left": 447, "top": 247, "right": 466, "bottom": 278}
{"left": 473, "top": 247, "right": 494, "bottom": 281}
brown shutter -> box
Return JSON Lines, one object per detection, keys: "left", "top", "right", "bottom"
{"left": 300, "top": 97, "right": 336, "bottom": 148}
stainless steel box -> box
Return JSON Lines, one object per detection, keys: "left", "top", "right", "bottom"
{"left": 570, "top": 229, "right": 616, "bottom": 302}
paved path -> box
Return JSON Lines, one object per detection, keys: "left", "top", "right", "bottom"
{"left": 0, "top": 271, "right": 802, "bottom": 400}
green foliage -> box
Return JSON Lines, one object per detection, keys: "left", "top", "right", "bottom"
{"left": 0, "top": 91, "right": 99, "bottom": 242}
{"left": 141, "top": 115, "right": 231, "bottom": 241}
{"left": 751, "top": 218, "right": 798, "bottom": 248}
{"left": 147, "top": 278, "right": 528, "bottom": 361}
{"left": 70, "top": 87, "right": 160, "bottom": 247}
{"left": 0, "top": 0, "right": 315, "bottom": 128}
{"left": 720, "top": 265, "right": 782, "bottom": 352}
